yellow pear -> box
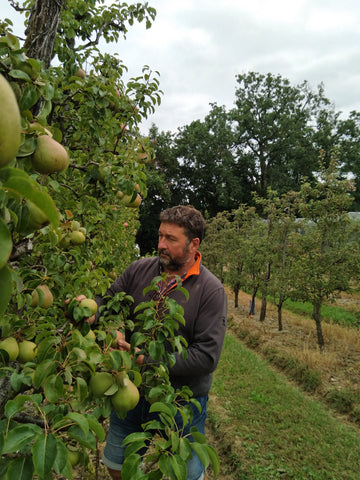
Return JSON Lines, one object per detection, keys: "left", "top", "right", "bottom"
{"left": 79, "top": 298, "right": 98, "bottom": 314}
{"left": 31, "top": 135, "right": 69, "bottom": 174}
{"left": 111, "top": 371, "right": 140, "bottom": 418}
{"left": 0, "top": 337, "right": 19, "bottom": 361}
{"left": 0, "top": 74, "right": 21, "bottom": 167}
{"left": 90, "top": 372, "right": 115, "bottom": 398}
{"left": 18, "top": 340, "right": 37, "bottom": 363}
{"left": 31, "top": 285, "right": 53, "bottom": 308}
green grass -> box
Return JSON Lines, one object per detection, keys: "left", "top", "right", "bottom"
{"left": 208, "top": 334, "right": 360, "bottom": 480}
{"left": 280, "top": 298, "right": 359, "bottom": 327}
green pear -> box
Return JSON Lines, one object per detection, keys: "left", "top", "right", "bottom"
{"left": 18, "top": 340, "right": 37, "bottom": 363}
{"left": 0, "top": 74, "right": 21, "bottom": 167}
{"left": 0, "top": 337, "right": 19, "bottom": 361}
{"left": 31, "top": 135, "right": 69, "bottom": 174}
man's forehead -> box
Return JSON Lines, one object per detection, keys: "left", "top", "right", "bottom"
{"left": 159, "top": 222, "right": 185, "bottom": 234}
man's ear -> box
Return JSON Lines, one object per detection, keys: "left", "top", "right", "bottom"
{"left": 192, "top": 237, "right": 200, "bottom": 250}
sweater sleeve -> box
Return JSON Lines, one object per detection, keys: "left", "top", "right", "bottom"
{"left": 168, "top": 284, "right": 227, "bottom": 377}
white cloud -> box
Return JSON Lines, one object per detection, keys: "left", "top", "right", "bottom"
{"left": 1, "top": 0, "right": 360, "bottom": 132}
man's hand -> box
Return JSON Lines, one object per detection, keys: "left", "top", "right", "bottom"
{"left": 116, "top": 336, "right": 144, "bottom": 366}
{"left": 65, "top": 295, "right": 96, "bottom": 324}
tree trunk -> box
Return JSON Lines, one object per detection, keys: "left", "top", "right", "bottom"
{"left": 312, "top": 301, "right": 325, "bottom": 351}
{"left": 24, "top": 0, "right": 65, "bottom": 68}
{"left": 259, "top": 261, "right": 271, "bottom": 322}
{"left": 249, "top": 289, "right": 257, "bottom": 316}
{"left": 259, "top": 294, "right": 267, "bottom": 322}
{"left": 234, "top": 284, "right": 239, "bottom": 308}
{"left": 277, "top": 302, "right": 283, "bottom": 331}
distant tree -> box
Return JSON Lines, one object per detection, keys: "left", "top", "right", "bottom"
{"left": 337, "top": 111, "right": 360, "bottom": 209}
{"left": 174, "top": 104, "right": 245, "bottom": 216}
{"left": 290, "top": 152, "right": 360, "bottom": 349}
{"left": 256, "top": 190, "right": 301, "bottom": 330}
{"left": 136, "top": 125, "right": 175, "bottom": 255}
{"left": 229, "top": 72, "right": 334, "bottom": 198}
{"left": 201, "top": 210, "right": 232, "bottom": 284}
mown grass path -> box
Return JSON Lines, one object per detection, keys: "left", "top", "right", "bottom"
{"left": 207, "top": 329, "right": 360, "bottom": 479}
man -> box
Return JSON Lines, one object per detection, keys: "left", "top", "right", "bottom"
{"left": 96, "top": 205, "right": 227, "bottom": 480}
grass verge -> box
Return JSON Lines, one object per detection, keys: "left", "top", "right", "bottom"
{"left": 207, "top": 333, "right": 360, "bottom": 480}
{"left": 282, "top": 299, "right": 359, "bottom": 327}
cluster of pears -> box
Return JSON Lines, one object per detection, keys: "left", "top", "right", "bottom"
{"left": 116, "top": 184, "right": 142, "bottom": 209}
{"left": 58, "top": 219, "right": 87, "bottom": 248}
{"left": 0, "top": 73, "right": 69, "bottom": 174}
{"left": 90, "top": 370, "right": 140, "bottom": 419}
{"left": 0, "top": 336, "right": 37, "bottom": 364}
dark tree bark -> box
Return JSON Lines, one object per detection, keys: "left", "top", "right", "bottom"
{"left": 24, "top": 0, "right": 65, "bottom": 68}
{"left": 312, "top": 302, "right": 325, "bottom": 351}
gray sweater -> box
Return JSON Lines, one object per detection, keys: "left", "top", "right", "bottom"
{"left": 95, "top": 256, "right": 227, "bottom": 397}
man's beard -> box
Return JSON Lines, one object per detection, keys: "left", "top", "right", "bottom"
{"left": 158, "top": 247, "right": 190, "bottom": 272}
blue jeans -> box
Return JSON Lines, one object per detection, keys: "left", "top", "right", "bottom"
{"left": 102, "top": 395, "right": 208, "bottom": 480}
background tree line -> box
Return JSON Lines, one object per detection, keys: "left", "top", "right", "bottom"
{"left": 201, "top": 154, "right": 360, "bottom": 351}
{"left": 137, "top": 72, "right": 360, "bottom": 255}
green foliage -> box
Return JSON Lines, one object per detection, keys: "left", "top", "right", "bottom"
{"left": 0, "top": 3, "right": 219, "bottom": 479}
{"left": 202, "top": 156, "right": 360, "bottom": 347}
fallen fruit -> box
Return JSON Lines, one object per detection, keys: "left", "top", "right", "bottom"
{"left": 69, "top": 230, "right": 86, "bottom": 245}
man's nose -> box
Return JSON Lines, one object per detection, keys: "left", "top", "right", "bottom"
{"left": 158, "top": 238, "right": 167, "bottom": 250}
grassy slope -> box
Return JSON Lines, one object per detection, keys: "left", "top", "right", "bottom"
{"left": 207, "top": 333, "right": 360, "bottom": 480}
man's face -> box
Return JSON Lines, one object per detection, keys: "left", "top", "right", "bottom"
{"left": 158, "top": 222, "right": 198, "bottom": 273}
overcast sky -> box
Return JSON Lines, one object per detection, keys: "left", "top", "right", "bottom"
{"left": 2, "top": 0, "right": 360, "bottom": 134}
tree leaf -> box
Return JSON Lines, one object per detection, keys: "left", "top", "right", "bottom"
{"left": 53, "top": 438, "right": 72, "bottom": 477}
{"left": 121, "top": 453, "right": 142, "bottom": 480}
{"left": 33, "top": 359, "right": 57, "bottom": 388}
{"left": 75, "top": 376, "right": 88, "bottom": 402}
{"left": 44, "top": 373, "right": 64, "bottom": 402}
{"left": 3, "top": 424, "right": 42, "bottom": 454}
{"left": 122, "top": 431, "right": 151, "bottom": 446}
{"left": 205, "top": 444, "right": 220, "bottom": 477}
{"left": 84, "top": 413, "right": 105, "bottom": 442}
{"left": 9, "top": 69, "right": 31, "bottom": 81}
{"left": 149, "top": 401, "right": 176, "bottom": 418}
{"left": 149, "top": 340, "right": 164, "bottom": 360}
{"left": 67, "top": 424, "right": 97, "bottom": 450}
{"left": 32, "top": 432, "right": 58, "bottom": 478}
{"left": 19, "top": 84, "right": 41, "bottom": 111}
{"left": 190, "top": 442, "right": 210, "bottom": 470}
{"left": 189, "top": 427, "right": 206, "bottom": 444}
{"left": 0, "top": 167, "right": 59, "bottom": 226}
{"left": 4, "top": 395, "right": 34, "bottom": 419}
{"left": 5, "top": 456, "right": 34, "bottom": 480}
{"left": 0, "top": 265, "right": 12, "bottom": 315}
{"left": 0, "top": 218, "right": 12, "bottom": 270}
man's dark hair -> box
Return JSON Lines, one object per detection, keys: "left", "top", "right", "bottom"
{"left": 160, "top": 205, "right": 205, "bottom": 244}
